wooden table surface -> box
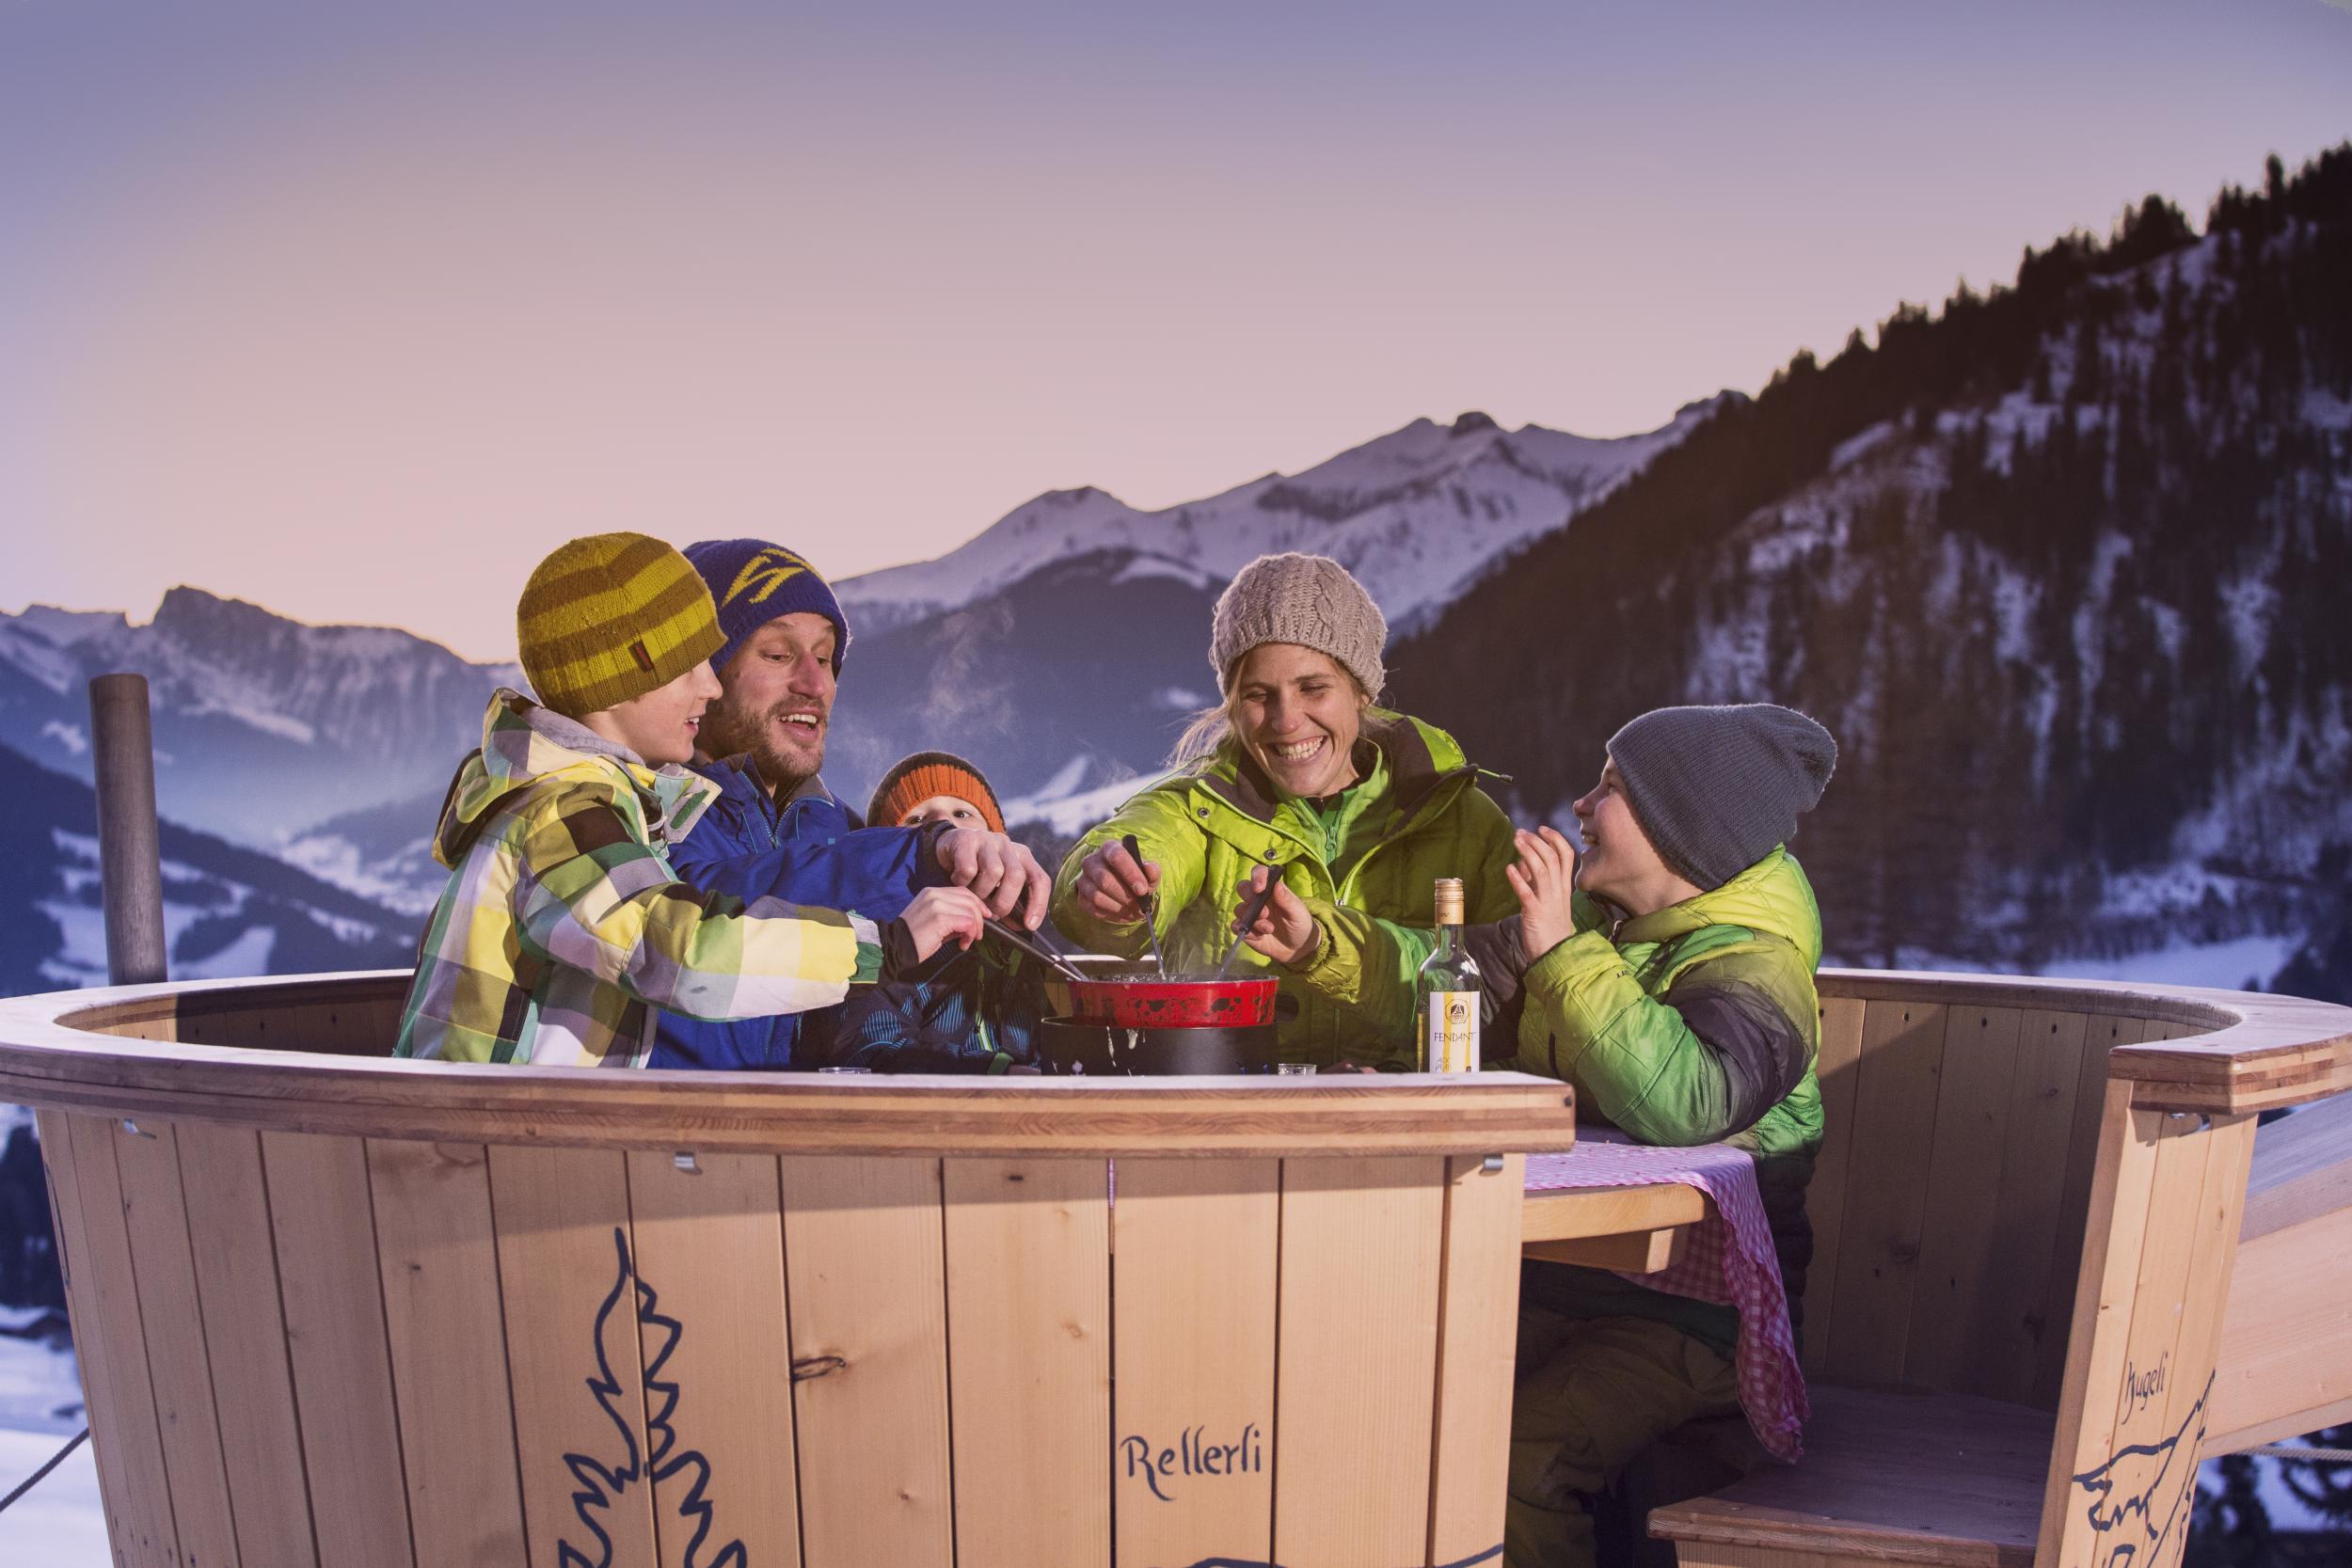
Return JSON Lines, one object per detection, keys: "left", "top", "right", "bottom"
{"left": 1519, "top": 1177, "right": 1710, "bottom": 1274}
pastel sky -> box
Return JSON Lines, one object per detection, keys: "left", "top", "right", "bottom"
{"left": 4, "top": 0, "right": 2347, "bottom": 660}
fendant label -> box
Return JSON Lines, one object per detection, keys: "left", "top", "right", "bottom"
{"left": 1425, "top": 991, "right": 1480, "bottom": 1071}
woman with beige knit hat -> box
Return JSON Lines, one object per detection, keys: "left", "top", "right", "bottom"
{"left": 1050, "top": 552, "right": 1518, "bottom": 1069}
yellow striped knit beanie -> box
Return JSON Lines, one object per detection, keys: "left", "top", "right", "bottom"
{"left": 516, "top": 533, "right": 726, "bottom": 718}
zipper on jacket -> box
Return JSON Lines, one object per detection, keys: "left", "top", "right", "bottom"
{"left": 1335, "top": 767, "right": 1478, "bottom": 906}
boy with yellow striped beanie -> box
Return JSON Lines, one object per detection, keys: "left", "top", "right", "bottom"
{"left": 515, "top": 531, "right": 727, "bottom": 721}
{"left": 394, "top": 531, "right": 987, "bottom": 1068}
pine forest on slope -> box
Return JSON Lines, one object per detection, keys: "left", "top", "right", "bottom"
{"left": 1393, "top": 147, "right": 2352, "bottom": 992}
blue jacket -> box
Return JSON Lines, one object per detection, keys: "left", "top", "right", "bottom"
{"left": 650, "top": 760, "right": 939, "bottom": 1069}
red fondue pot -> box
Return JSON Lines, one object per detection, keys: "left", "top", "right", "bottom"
{"left": 1062, "top": 964, "right": 1280, "bottom": 1029}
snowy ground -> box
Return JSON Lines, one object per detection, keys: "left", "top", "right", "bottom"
{"left": 1874, "top": 932, "right": 2307, "bottom": 996}
{"left": 0, "top": 1426, "right": 104, "bottom": 1564}
{"left": 2033, "top": 932, "right": 2304, "bottom": 993}
{"left": 0, "top": 1329, "right": 105, "bottom": 1565}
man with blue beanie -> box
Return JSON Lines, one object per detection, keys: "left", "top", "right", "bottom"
{"left": 651, "top": 539, "right": 1050, "bottom": 1071}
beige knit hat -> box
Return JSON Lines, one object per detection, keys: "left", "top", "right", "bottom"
{"left": 1208, "top": 553, "right": 1387, "bottom": 698}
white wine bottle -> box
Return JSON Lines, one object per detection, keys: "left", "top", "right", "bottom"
{"left": 1414, "top": 877, "right": 1482, "bottom": 1072}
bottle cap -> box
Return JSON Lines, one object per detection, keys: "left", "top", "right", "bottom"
{"left": 1433, "top": 877, "right": 1464, "bottom": 927}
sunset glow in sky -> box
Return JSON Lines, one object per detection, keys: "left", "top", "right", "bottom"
{"left": 5, "top": 0, "right": 2349, "bottom": 659}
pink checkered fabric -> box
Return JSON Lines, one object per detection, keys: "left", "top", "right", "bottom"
{"left": 1524, "top": 1131, "right": 1807, "bottom": 1463}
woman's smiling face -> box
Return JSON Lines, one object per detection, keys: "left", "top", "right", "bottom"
{"left": 1231, "top": 642, "right": 1366, "bottom": 800}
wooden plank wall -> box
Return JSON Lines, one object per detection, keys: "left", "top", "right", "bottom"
{"left": 1274, "top": 1156, "right": 1448, "bottom": 1567}
{"left": 1427, "top": 1153, "right": 1528, "bottom": 1567}
{"left": 626, "top": 1149, "right": 803, "bottom": 1568}
{"left": 780, "top": 1154, "right": 956, "bottom": 1568}
{"left": 1112, "top": 1159, "right": 1280, "bottom": 1567}
{"left": 1802, "top": 997, "right": 2169, "bottom": 1408}
{"left": 943, "top": 1157, "right": 1112, "bottom": 1568}
{"left": 38, "top": 1110, "right": 179, "bottom": 1568}
{"left": 40, "top": 1119, "right": 1520, "bottom": 1568}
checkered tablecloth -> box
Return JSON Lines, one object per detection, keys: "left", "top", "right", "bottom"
{"left": 1524, "top": 1131, "right": 1806, "bottom": 1463}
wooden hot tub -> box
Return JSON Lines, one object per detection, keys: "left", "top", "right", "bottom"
{"left": 0, "top": 971, "right": 1579, "bottom": 1568}
{"left": 4, "top": 966, "right": 2349, "bottom": 1568}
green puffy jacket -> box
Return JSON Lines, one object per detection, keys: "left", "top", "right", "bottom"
{"left": 1295, "top": 844, "right": 1827, "bottom": 1339}
{"left": 1049, "top": 710, "right": 1518, "bottom": 1067}
{"left": 1513, "top": 846, "right": 1825, "bottom": 1340}
{"left": 1513, "top": 846, "right": 1824, "bottom": 1165}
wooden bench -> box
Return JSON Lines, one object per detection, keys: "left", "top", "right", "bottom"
{"left": 1648, "top": 969, "right": 2352, "bottom": 1568}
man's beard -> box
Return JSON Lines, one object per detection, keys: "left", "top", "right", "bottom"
{"left": 699, "top": 692, "right": 826, "bottom": 796}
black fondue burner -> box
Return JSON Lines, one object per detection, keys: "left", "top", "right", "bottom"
{"left": 1034, "top": 1017, "right": 1276, "bottom": 1076}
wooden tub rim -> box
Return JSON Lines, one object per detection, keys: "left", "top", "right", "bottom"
{"left": 0, "top": 966, "right": 2344, "bottom": 1156}
{"left": 1813, "top": 965, "right": 2352, "bottom": 1114}
{"left": 0, "top": 969, "right": 1580, "bottom": 1157}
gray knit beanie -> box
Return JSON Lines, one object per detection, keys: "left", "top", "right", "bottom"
{"left": 1607, "top": 704, "right": 1837, "bottom": 891}
{"left": 1209, "top": 553, "right": 1387, "bottom": 698}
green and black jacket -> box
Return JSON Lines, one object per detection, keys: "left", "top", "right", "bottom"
{"left": 1298, "top": 844, "right": 1827, "bottom": 1341}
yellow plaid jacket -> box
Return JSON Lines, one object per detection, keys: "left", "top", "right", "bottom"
{"left": 394, "top": 691, "right": 881, "bottom": 1067}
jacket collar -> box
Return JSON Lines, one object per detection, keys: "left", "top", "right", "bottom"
{"left": 694, "top": 753, "right": 848, "bottom": 817}
{"left": 434, "top": 689, "right": 723, "bottom": 863}
{"left": 1613, "top": 847, "right": 1822, "bottom": 966}
{"left": 1195, "top": 707, "right": 1472, "bottom": 827}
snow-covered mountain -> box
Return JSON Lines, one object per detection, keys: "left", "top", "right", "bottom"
{"left": 822, "top": 546, "right": 1226, "bottom": 814}
{"left": 835, "top": 401, "right": 1731, "bottom": 635}
{"left": 0, "top": 745, "right": 421, "bottom": 997}
{"left": 0, "top": 587, "right": 516, "bottom": 883}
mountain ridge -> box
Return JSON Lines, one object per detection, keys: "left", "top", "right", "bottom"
{"left": 832, "top": 395, "right": 1737, "bottom": 634}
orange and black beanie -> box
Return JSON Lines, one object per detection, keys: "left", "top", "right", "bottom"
{"left": 867, "top": 751, "right": 1006, "bottom": 833}
{"left": 515, "top": 533, "right": 724, "bottom": 719}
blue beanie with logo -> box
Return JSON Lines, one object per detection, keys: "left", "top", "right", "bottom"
{"left": 682, "top": 539, "right": 851, "bottom": 675}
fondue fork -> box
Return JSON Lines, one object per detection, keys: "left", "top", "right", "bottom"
{"left": 1122, "top": 832, "right": 1169, "bottom": 978}
{"left": 980, "top": 918, "right": 1088, "bottom": 984}
{"left": 1212, "top": 877, "right": 1279, "bottom": 982}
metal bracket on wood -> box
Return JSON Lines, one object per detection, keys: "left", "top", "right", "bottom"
{"left": 120, "top": 1119, "right": 154, "bottom": 1140}
{"left": 673, "top": 1151, "right": 701, "bottom": 1174}
{"left": 1482, "top": 1154, "right": 1504, "bottom": 1173}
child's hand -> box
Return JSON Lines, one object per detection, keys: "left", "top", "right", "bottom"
{"left": 1232, "top": 866, "right": 1318, "bottom": 969}
{"left": 1506, "top": 826, "right": 1579, "bottom": 959}
{"left": 900, "top": 886, "right": 988, "bottom": 963}
{"left": 1072, "top": 838, "right": 1160, "bottom": 925}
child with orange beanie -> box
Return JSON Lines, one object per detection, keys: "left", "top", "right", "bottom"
{"left": 868, "top": 751, "right": 1008, "bottom": 833}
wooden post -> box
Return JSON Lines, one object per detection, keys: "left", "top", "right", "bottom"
{"left": 87, "top": 673, "right": 167, "bottom": 986}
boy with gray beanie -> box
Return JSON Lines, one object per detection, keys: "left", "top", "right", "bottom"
{"left": 1501, "top": 702, "right": 1834, "bottom": 1568}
